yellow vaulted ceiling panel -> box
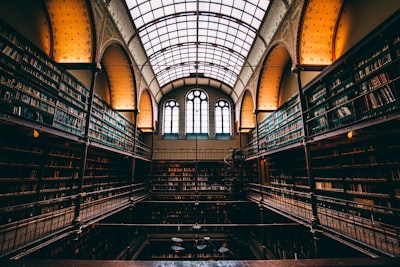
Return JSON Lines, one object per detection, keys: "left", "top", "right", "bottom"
{"left": 102, "top": 44, "right": 136, "bottom": 110}
{"left": 45, "top": 0, "right": 93, "bottom": 63}
{"left": 257, "top": 45, "right": 290, "bottom": 111}
{"left": 138, "top": 90, "right": 153, "bottom": 131}
{"left": 299, "top": 0, "right": 342, "bottom": 65}
{"left": 240, "top": 91, "right": 255, "bottom": 131}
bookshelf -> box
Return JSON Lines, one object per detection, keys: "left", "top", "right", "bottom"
{"left": 150, "top": 161, "right": 232, "bottom": 193}
{"left": 247, "top": 93, "right": 303, "bottom": 157}
{"left": 89, "top": 94, "right": 135, "bottom": 153}
{"left": 0, "top": 68, "right": 57, "bottom": 126}
{"left": 0, "top": 19, "right": 88, "bottom": 136}
{"left": 303, "top": 13, "right": 400, "bottom": 137}
{"left": 20, "top": 45, "right": 61, "bottom": 94}
{"left": 0, "top": 19, "right": 145, "bottom": 154}
{"left": 0, "top": 128, "right": 81, "bottom": 225}
{"left": 243, "top": 12, "right": 400, "bottom": 257}
{"left": 311, "top": 135, "right": 399, "bottom": 219}
{"left": 83, "top": 147, "right": 132, "bottom": 194}
{"left": 265, "top": 148, "right": 309, "bottom": 193}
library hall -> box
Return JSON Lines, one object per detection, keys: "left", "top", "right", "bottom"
{"left": 1, "top": 0, "right": 400, "bottom": 266}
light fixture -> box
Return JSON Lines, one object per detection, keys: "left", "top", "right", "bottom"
{"left": 33, "top": 129, "right": 40, "bottom": 138}
{"left": 171, "top": 237, "right": 183, "bottom": 242}
{"left": 192, "top": 223, "right": 201, "bottom": 230}
{"left": 171, "top": 237, "right": 185, "bottom": 251}
{"left": 196, "top": 236, "right": 210, "bottom": 250}
{"left": 171, "top": 245, "right": 185, "bottom": 251}
{"left": 171, "top": 234, "right": 228, "bottom": 253}
{"left": 218, "top": 247, "right": 229, "bottom": 253}
{"left": 347, "top": 130, "right": 354, "bottom": 139}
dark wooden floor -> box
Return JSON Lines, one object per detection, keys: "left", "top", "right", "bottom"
{"left": 1, "top": 258, "right": 400, "bottom": 267}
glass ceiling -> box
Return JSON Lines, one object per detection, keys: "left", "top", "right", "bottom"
{"left": 125, "top": 0, "right": 270, "bottom": 88}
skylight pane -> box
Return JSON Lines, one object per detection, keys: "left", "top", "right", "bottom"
{"left": 139, "top": 1, "right": 151, "bottom": 14}
{"left": 125, "top": 0, "right": 137, "bottom": 9}
{"left": 245, "top": 2, "right": 257, "bottom": 16}
{"left": 220, "top": 5, "right": 232, "bottom": 17}
{"left": 163, "top": 5, "right": 175, "bottom": 15}
{"left": 153, "top": 8, "right": 164, "bottom": 18}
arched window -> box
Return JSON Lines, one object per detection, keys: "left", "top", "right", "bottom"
{"left": 163, "top": 99, "right": 179, "bottom": 134}
{"left": 186, "top": 89, "right": 208, "bottom": 135}
{"left": 215, "top": 99, "right": 231, "bottom": 135}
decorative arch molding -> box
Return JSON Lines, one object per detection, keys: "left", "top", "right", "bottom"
{"left": 45, "top": 0, "right": 94, "bottom": 63}
{"left": 298, "top": 0, "right": 343, "bottom": 65}
{"left": 240, "top": 90, "right": 255, "bottom": 132}
{"left": 101, "top": 43, "right": 136, "bottom": 110}
{"left": 138, "top": 90, "right": 153, "bottom": 132}
{"left": 257, "top": 43, "right": 292, "bottom": 112}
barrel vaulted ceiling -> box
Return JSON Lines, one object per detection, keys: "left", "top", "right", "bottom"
{"left": 105, "top": 0, "right": 295, "bottom": 105}
{"left": 123, "top": 0, "right": 271, "bottom": 97}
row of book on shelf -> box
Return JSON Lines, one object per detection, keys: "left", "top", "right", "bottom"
{"left": 0, "top": 20, "right": 142, "bottom": 153}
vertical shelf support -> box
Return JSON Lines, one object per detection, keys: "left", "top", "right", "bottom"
{"left": 131, "top": 109, "right": 139, "bottom": 184}
{"left": 254, "top": 110, "right": 263, "bottom": 203}
{"left": 73, "top": 63, "right": 101, "bottom": 237}
{"left": 292, "top": 64, "right": 321, "bottom": 257}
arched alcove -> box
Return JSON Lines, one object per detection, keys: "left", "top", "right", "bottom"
{"left": 138, "top": 90, "right": 153, "bottom": 132}
{"left": 240, "top": 90, "right": 255, "bottom": 132}
{"left": 101, "top": 43, "right": 136, "bottom": 110}
{"left": 257, "top": 44, "right": 292, "bottom": 113}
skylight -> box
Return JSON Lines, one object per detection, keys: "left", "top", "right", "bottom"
{"left": 125, "top": 0, "right": 269, "bottom": 88}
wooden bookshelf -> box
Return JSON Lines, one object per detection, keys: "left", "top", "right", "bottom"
{"left": 265, "top": 148, "right": 309, "bottom": 193}
{"left": 0, "top": 19, "right": 145, "bottom": 155}
{"left": 89, "top": 94, "right": 135, "bottom": 153}
{"left": 0, "top": 19, "right": 88, "bottom": 136}
{"left": 0, "top": 129, "right": 81, "bottom": 225}
{"left": 246, "top": 93, "right": 303, "bottom": 157}
{"left": 243, "top": 13, "right": 400, "bottom": 257}
{"left": 83, "top": 147, "right": 132, "bottom": 194}
{"left": 151, "top": 161, "right": 233, "bottom": 193}
{"left": 312, "top": 136, "right": 399, "bottom": 217}
{"left": 303, "top": 12, "right": 400, "bottom": 137}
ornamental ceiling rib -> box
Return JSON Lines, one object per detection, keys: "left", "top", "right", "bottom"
{"left": 125, "top": 0, "right": 269, "bottom": 89}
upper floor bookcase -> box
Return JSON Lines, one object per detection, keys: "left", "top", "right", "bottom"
{"left": 303, "top": 11, "right": 400, "bottom": 137}
{"left": 90, "top": 94, "right": 136, "bottom": 153}
{"left": 0, "top": 19, "right": 144, "bottom": 157}
{"left": 0, "top": 19, "right": 88, "bottom": 136}
{"left": 247, "top": 11, "right": 400, "bottom": 158}
{"left": 246, "top": 93, "right": 303, "bottom": 157}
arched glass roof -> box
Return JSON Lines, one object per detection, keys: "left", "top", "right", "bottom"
{"left": 125, "top": 0, "right": 270, "bottom": 88}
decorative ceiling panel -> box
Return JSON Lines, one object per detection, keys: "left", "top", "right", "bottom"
{"left": 45, "top": 0, "right": 92, "bottom": 63}
{"left": 300, "top": 0, "right": 343, "bottom": 65}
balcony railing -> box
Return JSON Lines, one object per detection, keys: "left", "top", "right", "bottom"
{"left": 152, "top": 148, "right": 229, "bottom": 161}
{"left": 0, "top": 183, "right": 149, "bottom": 258}
{"left": 246, "top": 183, "right": 400, "bottom": 257}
